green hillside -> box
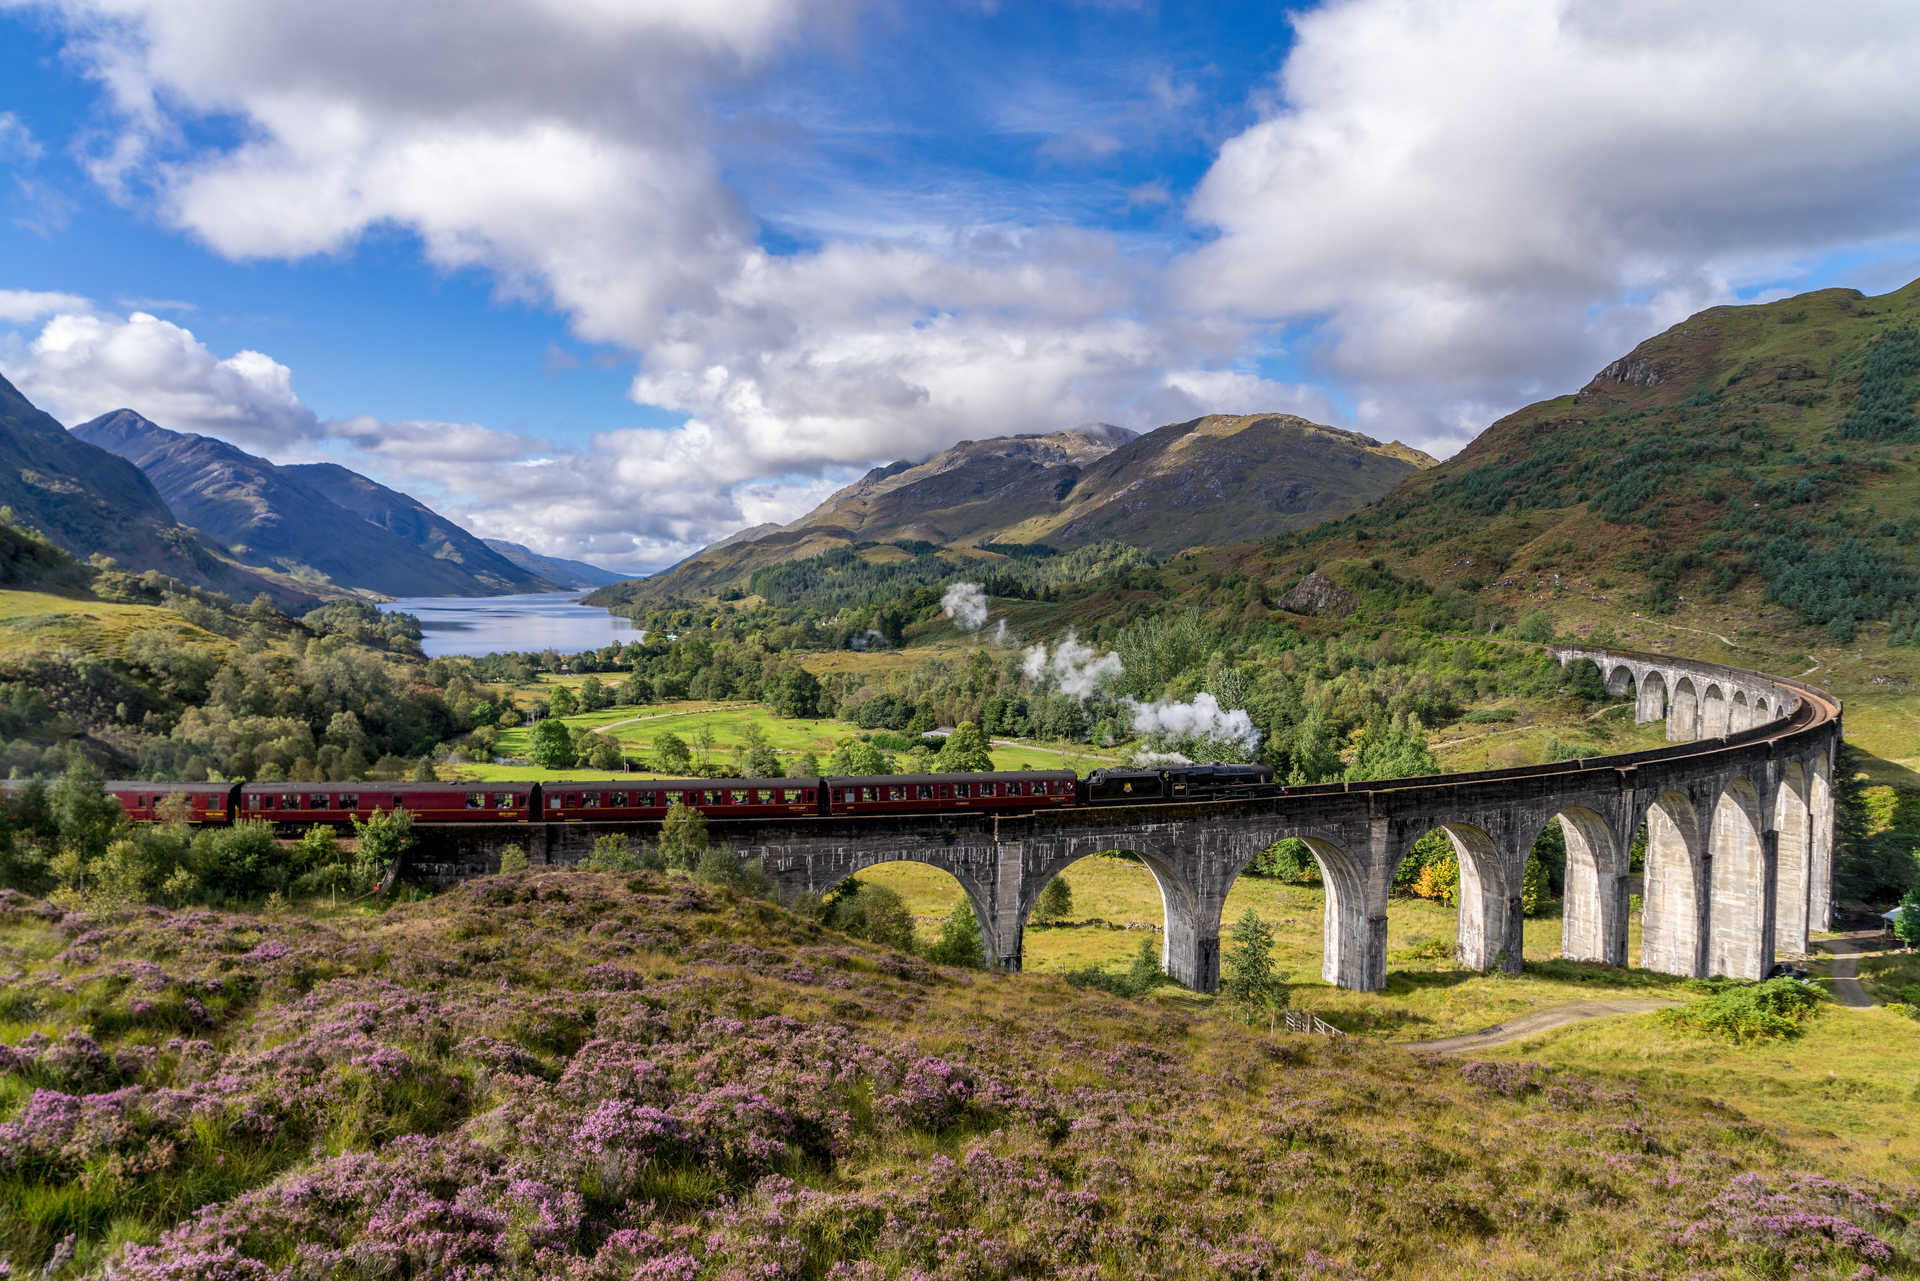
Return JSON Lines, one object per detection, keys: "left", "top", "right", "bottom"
{"left": 1250, "top": 280, "right": 1920, "bottom": 648}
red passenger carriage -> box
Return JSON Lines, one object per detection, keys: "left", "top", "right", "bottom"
{"left": 237, "top": 782, "right": 533, "bottom": 824}
{"left": 824, "top": 770, "right": 1078, "bottom": 817}
{"left": 543, "top": 777, "right": 819, "bottom": 821}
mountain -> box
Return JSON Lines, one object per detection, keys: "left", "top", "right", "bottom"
{"left": 0, "top": 373, "right": 317, "bottom": 606}
{"left": 597, "top": 417, "right": 1430, "bottom": 605}
{"left": 481, "top": 538, "right": 629, "bottom": 589}
{"left": 1242, "top": 277, "right": 1920, "bottom": 646}
{"left": 284, "top": 462, "right": 557, "bottom": 596}
{"left": 74, "top": 410, "right": 555, "bottom": 598}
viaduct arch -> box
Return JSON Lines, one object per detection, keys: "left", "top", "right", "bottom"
{"left": 407, "top": 645, "right": 1841, "bottom": 992}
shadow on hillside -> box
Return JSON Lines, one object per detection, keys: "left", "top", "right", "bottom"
{"left": 1853, "top": 746, "right": 1920, "bottom": 792}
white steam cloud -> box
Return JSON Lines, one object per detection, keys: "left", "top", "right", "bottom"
{"left": 1127, "top": 693, "right": 1263, "bottom": 758}
{"left": 941, "top": 582, "right": 989, "bottom": 632}
{"left": 1022, "top": 631, "right": 1124, "bottom": 701}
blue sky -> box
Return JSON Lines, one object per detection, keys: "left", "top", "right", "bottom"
{"left": 3, "top": 0, "right": 1920, "bottom": 571}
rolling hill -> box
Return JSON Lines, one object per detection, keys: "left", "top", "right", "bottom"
{"left": 596, "top": 415, "right": 1431, "bottom": 606}
{"left": 74, "top": 411, "right": 555, "bottom": 598}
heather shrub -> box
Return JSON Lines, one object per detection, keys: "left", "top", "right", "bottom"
{"left": 0, "top": 875, "right": 1912, "bottom": 1280}
{"left": 1659, "top": 977, "right": 1824, "bottom": 1042}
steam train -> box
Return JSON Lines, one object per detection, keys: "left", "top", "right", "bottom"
{"left": 17, "top": 764, "right": 1280, "bottom": 828}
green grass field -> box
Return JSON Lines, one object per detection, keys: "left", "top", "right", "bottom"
{"left": 0, "top": 589, "right": 230, "bottom": 659}
{"left": 464, "top": 689, "right": 1122, "bottom": 781}
{"left": 855, "top": 855, "right": 1669, "bottom": 1041}
{"left": 1477, "top": 1002, "right": 1920, "bottom": 1185}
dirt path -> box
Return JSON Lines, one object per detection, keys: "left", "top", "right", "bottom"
{"left": 1405, "top": 999, "right": 1682, "bottom": 1054}
{"left": 1819, "top": 931, "right": 1880, "bottom": 1009}
{"left": 1663, "top": 622, "right": 1741, "bottom": 648}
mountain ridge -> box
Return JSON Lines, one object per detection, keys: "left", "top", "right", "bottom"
{"left": 595, "top": 414, "right": 1430, "bottom": 605}
{"left": 0, "top": 373, "right": 320, "bottom": 607}
{"left": 74, "top": 410, "right": 555, "bottom": 598}
{"left": 481, "top": 538, "right": 630, "bottom": 589}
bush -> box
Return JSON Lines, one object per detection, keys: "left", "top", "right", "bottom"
{"left": 826, "top": 880, "right": 916, "bottom": 952}
{"left": 1067, "top": 936, "right": 1174, "bottom": 998}
{"left": 189, "top": 821, "right": 285, "bottom": 902}
{"left": 660, "top": 803, "right": 709, "bottom": 871}
{"left": 1659, "top": 978, "right": 1824, "bottom": 1043}
{"left": 1249, "top": 838, "right": 1320, "bottom": 883}
{"left": 498, "top": 844, "right": 530, "bottom": 873}
{"left": 923, "top": 899, "right": 986, "bottom": 968}
{"left": 691, "top": 847, "right": 773, "bottom": 897}
{"left": 585, "top": 833, "right": 637, "bottom": 872}
{"left": 1514, "top": 610, "right": 1557, "bottom": 643}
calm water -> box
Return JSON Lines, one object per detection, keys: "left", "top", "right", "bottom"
{"left": 379, "top": 592, "right": 643, "bottom": 658}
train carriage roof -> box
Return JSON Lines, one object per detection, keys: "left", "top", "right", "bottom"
{"left": 546, "top": 777, "right": 814, "bottom": 791}
{"left": 828, "top": 770, "right": 1077, "bottom": 787}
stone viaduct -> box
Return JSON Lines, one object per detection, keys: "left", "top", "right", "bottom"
{"left": 407, "top": 645, "right": 1841, "bottom": 993}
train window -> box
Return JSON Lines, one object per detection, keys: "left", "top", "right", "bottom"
{"left": 665, "top": 791, "right": 682, "bottom": 805}
{"left": 705, "top": 790, "right": 723, "bottom": 805}
{"left": 844, "top": 789, "right": 857, "bottom": 804}
{"left": 567, "top": 794, "right": 580, "bottom": 808}
{"left": 246, "top": 794, "right": 261, "bottom": 810}
{"left": 732, "top": 790, "right": 750, "bottom": 804}
{"left": 917, "top": 785, "right": 932, "bottom": 800}
{"left": 609, "top": 791, "right": 626, "bottom": 808}
{"left": 342, "top": 794, "right": 358, "bottom": 810}
{"left": 861, "top": 787, "right": 879, "bottom": 803}
{"left": 496, "top": 793, "right": 513, "bottom": 809}
{"left": 466, "top": 792, "right": 485, "bottom": 809}
{"left": 757, "top": 790, "right": 774, "bottom": 803}
{"left": 584, "top": 793, "right": 599, "bottom": 808}
{"left": 888, "top": 785, "right": 906, "bottom": 801}
{"left": 937, "top": 784, "right": 953, "bottom": 799}
{"left": 282, "top": 794, "right": 300, "bottom": 810}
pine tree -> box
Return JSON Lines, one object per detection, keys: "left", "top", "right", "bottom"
{"left": 1033, "top": 875, "right": 1073, "bottom": 924}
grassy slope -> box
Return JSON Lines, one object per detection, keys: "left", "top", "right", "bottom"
{"left": 1, "top": 877, "right": 1912, "bottom": 1278}
{"left": 0, "top": 589, "right": 232, "bottom": 661}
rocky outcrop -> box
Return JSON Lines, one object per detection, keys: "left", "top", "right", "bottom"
{"left": 1277, "top": 570, "right": 1356, "bottom": 618}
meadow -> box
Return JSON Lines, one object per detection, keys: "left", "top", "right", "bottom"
{"left": 461, "top": 688, "right": 1124, "bottom": 782}
{"left": 1, "top": 874, "right": 1912, "bottom": 1279}
{"left": 857, "top": 858, "right": 1681, "bottom": 1041}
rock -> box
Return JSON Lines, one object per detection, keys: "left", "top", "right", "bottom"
{"left": 1278, "top": 570, "right": 1356, "bottom": 618}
